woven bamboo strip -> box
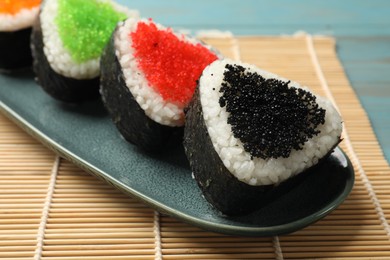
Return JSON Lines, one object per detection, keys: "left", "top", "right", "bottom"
{"left": 43, "top": 238, "right": 156, "bottom": 246}
{"left": 41, "top": 257, "right": 154, "bottom": 260}
{"left": 161, "top": 253, "right": 276, "bottom": 260}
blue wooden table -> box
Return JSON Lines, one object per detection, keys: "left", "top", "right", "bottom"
{"left": 118, "top": 0, "right": 390, "bottom": 163}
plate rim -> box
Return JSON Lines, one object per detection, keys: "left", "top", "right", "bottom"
{"left": 0, "top": 100, "right": 355, "bottom": 236}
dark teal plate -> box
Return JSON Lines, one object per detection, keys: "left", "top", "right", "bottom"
{"left": 0, "top": 69, "right": 354, "bottom": 236}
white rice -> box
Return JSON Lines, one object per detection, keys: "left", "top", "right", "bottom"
{"left": 114, "top": 18, "right": 218, "bottom": 127}
{"left": 199, "top": 59, "right": 343, "bottom": 186}
{"left": 0, "top": 6, "right": 39, "bottom": 32}
{"left": 40, "top": 0, "right": 138, "bottom": 79}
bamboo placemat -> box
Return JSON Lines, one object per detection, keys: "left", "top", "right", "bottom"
{"left": 1, "top": 35, "right": 390, "bottom": 260}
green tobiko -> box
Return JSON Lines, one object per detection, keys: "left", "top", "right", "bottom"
{"left": 56, "top": 0, "right": 127, "bottom": 63}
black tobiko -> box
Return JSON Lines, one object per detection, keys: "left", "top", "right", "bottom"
{"left": 219, "top": 64, "right": 326, "bottom": 159}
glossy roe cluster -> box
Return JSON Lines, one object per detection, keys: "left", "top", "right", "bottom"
{"left": 56, "top": 0, "right": 127, "bottom": 63}
{"left": 131, "top": 21, "right": 218, "bottom": 105}
{"left": 219, "top": 64, "right": 326, "bottom": 159}
{"left": 0, "top": 0, "right": 41, "bottom": 14}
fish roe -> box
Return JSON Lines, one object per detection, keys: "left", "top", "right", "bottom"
{"left": 0, "top": 0, "right": 41, "bottom": 15}
{"left": 131, "top": 21, "right": 218, "bottom": 105}
{"left": 56, "top": 0, "right": 127, "bottom": 63}
{"left": 219, "top": 64, "right": 326, "bottom": 159}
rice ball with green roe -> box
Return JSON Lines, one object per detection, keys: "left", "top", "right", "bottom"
{"left": 31, "top": 0, "right": 138, "bottom": 102}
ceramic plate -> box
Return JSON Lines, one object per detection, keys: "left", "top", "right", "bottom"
{"left": 0, "top": 69, "right": 354, "bottom": 236}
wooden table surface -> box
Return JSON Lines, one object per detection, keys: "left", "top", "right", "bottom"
{"left": 118, "top": 0, "right": 390, "bottom": 163}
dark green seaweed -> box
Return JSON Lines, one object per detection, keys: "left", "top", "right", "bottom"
{"left": 99, "top": 30, "right": 182, "bottom": 152}
{"left": 30, "top": 16, "right": 100, "bottom": 102}
{"left": 0, "top": 27, "right": 33, "bottom": 72}
{"left": 183, "top": 86, "right": 341, "bottom": 216}
{"left": 184, "top": 86, "right": 273, "bottom": 215}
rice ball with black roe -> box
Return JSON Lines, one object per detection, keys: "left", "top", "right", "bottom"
{"left": 100, "top": 18, "right": 219, "bottom": 152}
{"left": 184, "top": 59, "right": 343, "bottom": 215}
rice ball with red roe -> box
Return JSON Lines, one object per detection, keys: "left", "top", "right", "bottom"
{"left": 100, "top": 18, "right": 220, "bottom": 152}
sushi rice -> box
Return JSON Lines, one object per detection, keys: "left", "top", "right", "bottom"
{"left": 199, "top": 59, "right": 343, "bottom": 186}
{"left": 40, "top": 0, "right": 138, "bottom": 79}
{"left": 0, "top": 4, "right": 39, "bottom": 32}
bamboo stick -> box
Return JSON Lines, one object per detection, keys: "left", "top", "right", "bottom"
{"left": 43, "top": 238, "right": 156, "bottom": 245}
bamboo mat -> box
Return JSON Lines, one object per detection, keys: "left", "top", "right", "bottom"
{"left": 1, "top": 35, "right": 390, "bottom": 260}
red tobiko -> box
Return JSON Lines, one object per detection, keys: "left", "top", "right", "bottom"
{"left": 130, "top": 21, "right": 218, "bottom": 106}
